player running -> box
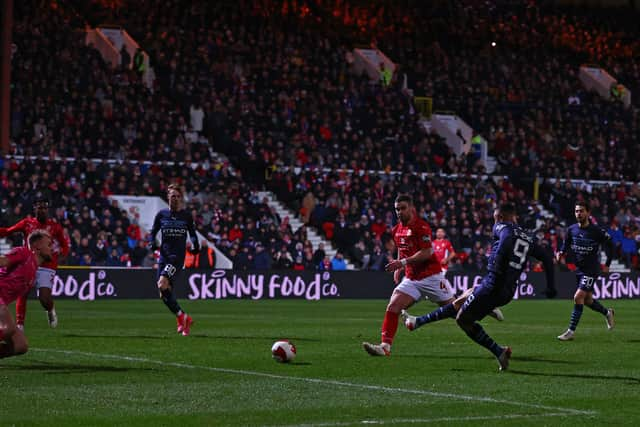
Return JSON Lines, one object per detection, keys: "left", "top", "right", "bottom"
{"left": 362, "top": 194, "right": 455, "bottom": 356}
{"left": 556, "top": 202, "right": 615, "bottom": 341}
{"left": 0, "top": 197, "right": 69, "bottom": 329}
{"left": 149, "top": 184, "right": 200, "bottom": 336}
{"left": 1, "top": 230, "right": 54, "bottom": 359}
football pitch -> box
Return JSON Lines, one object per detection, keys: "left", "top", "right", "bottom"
{"left": 1, "top": 299, "right": 638, "bottom": 426}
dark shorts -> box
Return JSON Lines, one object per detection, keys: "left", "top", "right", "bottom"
{"left": 458, "top": 277, "right": 512, "bottom": 323}
{"left": 157, "top": 262, "right": 182, "bottom": 286}
{"left": 576, "top": 274, "right": 596, "bottom": 292}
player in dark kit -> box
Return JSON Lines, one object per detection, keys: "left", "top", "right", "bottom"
{"left": 456, "top": 203, "right": 555, "bottom": 370}
{"left": 408, "top": 204, "right": 556, "bottom": 371}
{"left": 556, "top": 202, "right": 615, "bottom": 341}
{"left": 149, "top": 184, "right": 200, "bottom": 336}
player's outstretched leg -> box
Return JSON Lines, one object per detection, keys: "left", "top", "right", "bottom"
{"left": 0, "top": 305, "right": 29, "bottom": 359}
{"left": 402, "top": 303, "right": 457, "bottom": 331}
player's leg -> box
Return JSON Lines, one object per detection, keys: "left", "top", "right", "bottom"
{"left": 584, "top": 293, "right": 615, "bottom": 330}
{"left": 36, "top": 267, "right": 57, "bottom": 328}
{"left": 157, "top": 264, "right": 192, "bottom": 335}
{"left": 0, "top": 304, "right": 29, "bottom": 359}
{"left": 363, "top": 285, "right": 416, "bottom": 356}
{"left": 558, "top": 275, "right": 591, "bottom": 340}
{"left": 456, "top": 286, "right": 511, "bottom": 371}
{"left": 15, "top": 292, "right": 27, "bottom": 330}
{"left": 402, "top": 273, "right": 456, "bottom": 330}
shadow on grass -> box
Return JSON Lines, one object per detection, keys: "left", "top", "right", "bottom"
{"left": 0, "top": 359, "right": 154, "bottom": 374}
{"left": 62, "top": 333, "right": 321, "bottom": 342}
{"left": 508, "top": 369, "right": 640, "bottom": 384}
{"left": 63, "top": 333, "right": 169, "bottom": 340}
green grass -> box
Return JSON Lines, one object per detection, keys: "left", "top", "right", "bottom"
{"left": 1, "top": 299, "right": 639, "bottom": 426}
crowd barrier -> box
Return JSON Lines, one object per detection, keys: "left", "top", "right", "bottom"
{"left": 47, "top": 268, "right": 640, "bottom": 301}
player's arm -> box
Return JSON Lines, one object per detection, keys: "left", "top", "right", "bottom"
{"left": 385, "top": 247, "right": 433, "bottom": 272}
{"left": 186, "top": 215, "right": 200, "bottom": 254}
{"left": 600, "top": 229, "right": 613, "bottom": 273}
{"left": 148, "top": 213, "right": 161, "bottom": 249}
{"left": 0, "top": 219, "right": 27, "bottom": 237}
{"left": 555, "top": 230, "right": 571, "bottom": 262}
{"left": 55, "top": 225, "right": 71, "bottom": 258}
{"left": 530, "top": 243, "right": 557, "bottom": 298}
{"left": 443, "top": 241, "right": 456, "bottom": 264}
{"left": 393, "top": 249, "right": 403, "bottom": 283}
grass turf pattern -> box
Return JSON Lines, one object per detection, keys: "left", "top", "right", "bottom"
{"left": 1, "top": 299, "right": 638, "bottom": 426}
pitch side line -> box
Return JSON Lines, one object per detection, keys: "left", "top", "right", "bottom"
{"left": 34, "top": 348, "right": 595, "bottom": 416}
{"left": 288, "top": 413, "right": 576, "bottom": 426}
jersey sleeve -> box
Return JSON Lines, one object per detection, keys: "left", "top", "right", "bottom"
{"left": 0, "top": 218, "right": 28, "bottom": 237}
{"left": 186, "top": 214, "right": 200, "bottom": 251}
{"left": 559, "top": 228, "right": 571, "bottom": 255}
{"left": 54, "top": 223, "right": 70, "bottom": 257}
{"left": 149, "top": 213, "right": 161, "bottom": 244}
{"left": 415, "top": 223, "right": 432, "bottom": 250}
{"left": 599, "top": 228, "right": 613, "bottom": 266}
{"left": 530, "top": 243, "right": 556, "bottom": 292}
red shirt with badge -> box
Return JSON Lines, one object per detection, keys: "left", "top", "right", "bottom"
{"left": 0, "top": 217, "right": 69, "bottom": 270}
{"left": 392, "top": 217, "right": 441, "bottom": 280}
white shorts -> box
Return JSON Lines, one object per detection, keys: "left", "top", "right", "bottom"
{"left": 35, "top": 267, "right": 56, "bottom": 290}
{"left": 395, "top": 272, "right": 454, "bottom": 303}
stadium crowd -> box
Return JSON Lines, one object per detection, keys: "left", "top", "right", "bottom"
{"left": 3, "top": 0, "right": 640, "bottom": 271}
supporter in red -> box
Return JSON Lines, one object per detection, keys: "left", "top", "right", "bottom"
{"left": 363, "top": 194, "right": 454, "bottom": 356}
{"left": 0, "top": 230, "right": 53, "bottom": 359}
{"left": 0, "top": 198, "right": 70, "bottom": 329}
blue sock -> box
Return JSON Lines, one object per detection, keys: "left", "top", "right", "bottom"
{"left": 416, "top": 303, "right": 457, "bottom": 327}
{"left": 568, "top": 304, "right": 584, "bottom": 331}
{"left": 588, "top": 300, "right": 608, "bottom": 316}
{"left": 464, "top": 322, "right": 503, "bottom": 358}
{"left": 160, "top": 288, "right": 182, "bottom": 315}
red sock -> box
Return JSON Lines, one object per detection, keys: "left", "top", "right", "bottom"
{"left": 16, "top": 294, "right": 27, "bottom": 325}
{"left": 381, "top": 310, "right": 399, "bottom": 345}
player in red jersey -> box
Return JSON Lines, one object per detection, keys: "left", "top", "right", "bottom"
{"left": 0, "top": 230, "right": 53, "bottom": 359}
{"left": 432, "top": 228, "right": 457, "bottom": 271}
{"left": 363, "top": 194, "right": 455, "bottom": 356}
{"left": 0, "top": 198, "right": 69, "bottom": 329}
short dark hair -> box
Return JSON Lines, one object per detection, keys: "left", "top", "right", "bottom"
{"left": 575, "top": 201, "right": 590, "bottom": 212}
{"left": 28, "top": 229, "right": 50, "bottom": 246}
{"left": 497, "top": 203, "right": 516, "bottom": 217}
{"left": 394, "top": 194, "right": 413, "bottom": 205}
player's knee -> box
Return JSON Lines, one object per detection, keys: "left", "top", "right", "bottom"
{"left": 157, "top": 277, "right": 169, "bottom": 291}
{"left": 2, "top": 324, "right": 17, "bottom": 339}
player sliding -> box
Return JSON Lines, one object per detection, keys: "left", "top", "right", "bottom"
{"left": 149, "top": 184, "right": 200, "bottom": 336}
{"left": 0, "top": 230, "right": 54, "bottom": 359}
{"left": 556, "top": 202, "right": 615, "bottom": 341}
{"left": 403, "top": 203, "right": 556, "bottom": 370}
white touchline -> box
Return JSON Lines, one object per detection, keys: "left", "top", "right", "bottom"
{"left": 287, "top": 413, "right": 577, "bottom": 427}
{"left": 33, "top": 348, "right": 596, "bottom": 417}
